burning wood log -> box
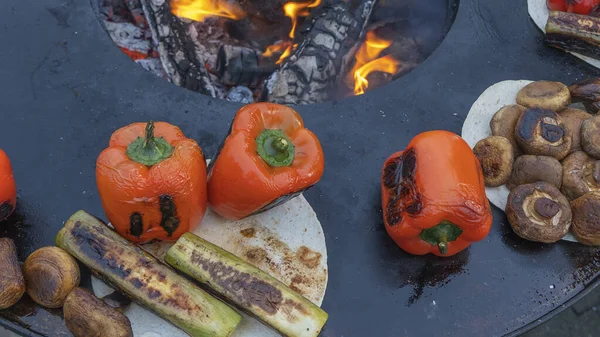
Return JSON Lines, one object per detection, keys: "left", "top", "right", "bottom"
{"left": 261, "top": 0, "right": 378, "bottom": 104}
{"left": 140, "top": 0, "right": 217, "bottom": 97}
{"left": 216, "top": 45, "right": 276, "bottom": 88}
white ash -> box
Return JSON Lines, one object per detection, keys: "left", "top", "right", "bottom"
{"left": 104, "top": 21, "right": 151, "bottom": 54}
{"left": 226, "top": 86, "right": 254, "bottom": 103}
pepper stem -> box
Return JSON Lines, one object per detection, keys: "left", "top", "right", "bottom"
{"left": 126, "top": 121, "right": 174, "bottom": 166}
{"left": 256, "top": 129, "right": 295, "bottom": 167}
{"left": 419, "top": 221, "right": 462, "bottom": 255}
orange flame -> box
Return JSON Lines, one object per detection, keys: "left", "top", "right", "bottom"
{"left": 352, "top": 31, "right": 399, "bottom": 95}
{"left": 262, "top": 0, "right": 321, "bottom": 64}
{"left": 170, "top": 0, "right": 246, "bottom": 22}
{"left": 284, "top": 0, "right": 321, "bottom": 39}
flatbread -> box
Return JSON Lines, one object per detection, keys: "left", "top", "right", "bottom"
{"left": 461, "top": 80, "right": 578, "bottom": 242}
{"left": 527, "top": 0, "right": 600, "bottom": 69}
{"left": 92, "top": 161, "right": 328, "bottom": 337}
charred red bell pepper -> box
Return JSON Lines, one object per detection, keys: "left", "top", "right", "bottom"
{"left": 207, "top": 103, "right": 324, "bottom": 220}
{"left": 547, "top": 0, "right": 600, "bottom": 15}
{"left": 0, "top": 149, "right": 16, "bottom": 221}
{"left": 381, "top": 131, "right": 493, "bottom": 257}
{"left": 96, "top": 121, "right": 207, "bottom": 243}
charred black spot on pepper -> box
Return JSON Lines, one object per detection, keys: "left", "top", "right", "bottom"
{"left": 401, "top": 148, "right": 417, "bottom": 180}
{"left": 383, "top": 158, "right": 400, "bottom": 188}
{"left": 190, "top": 251, "right": 283, "bottom": 315}
{"left": 385, "top": 148, "right": 423, "bottom": 225}
{"left": 159, "top": 195, "right": 180, "bottom": 237}
{"left": 129, "top": 212, "right": 143, "bottom": 237}
{"left": 0, "top": 201, "right": 14, "bottom": 220}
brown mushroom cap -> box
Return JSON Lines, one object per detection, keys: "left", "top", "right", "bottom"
{"left": 559, "top": 108, "right": 592, "bottom": 154}
{"left": 23, "top": 247, "right": 80, "bottom": 308}
{"left": 505, "top": 181, "right": 571, "bottom": 243}
{"left": 473, "top": 136, "right": 514, "bottom": 187}
{"left": 581, "top": 116, "right": 600, "bottom": 159}
{"left": 570, "top": 192, "right": 600, "bottom": 246}
{"left": 516, "top": 80, "right": 571, "bottom": 111}
{"left": 507, "top": 155, "right": 562, "bottom": 190}
{"left": 0, "top": 238, "right": 25, "bottom": 309}
{"left": 569, "top": 78, "right": 600, "bottom": 114}
{"left": 514, "top": 108, "right": 572, "bottom": 160}
{"left": 560, "top": 151, "right": 600, "bottom": 201}
{"left": 490, "top": 105, "right": 526, "bottom": 156}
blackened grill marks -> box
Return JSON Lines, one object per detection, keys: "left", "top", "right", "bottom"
{"left": 130, "top": 212, "right": 143, "bottom": 237}
{"left": 0, "top": 201, "right": 14, "bottom": 220}
{"left": 190, "top": 250, "right": 283, "bottom": 315}
{"left": 384, "top": 148, "right": 423, "bottom": 226}
{"left": 159, "top": 195, "right": 180, "bottom": 236}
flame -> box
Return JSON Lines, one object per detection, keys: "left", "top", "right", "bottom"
{"left": 262, "top": 0, "right": 320, "bottom": 64}
{"left": 284, "top": 0, "right": 321, "bottom": 39}
{"left": 352, "top": 31, "right": 399, "bottom": 95}
{"left": 171, "top": 0, "right": 246, "bottom": 22}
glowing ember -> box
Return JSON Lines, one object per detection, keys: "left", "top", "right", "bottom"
{"left": 352, "top": 31, "right": 399, "bottom": 95}
{"left": 171, "top": 0, "right": 246, "bottom": 22}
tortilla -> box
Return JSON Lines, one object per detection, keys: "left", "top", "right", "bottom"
{"left": 462, "top": 80, "right": 578, "bottom": 243}
{"left": 92, "top": 161, "right": 328, "bottom": 337}
{"left": 527, "top": 0, "right": 600, "bottom": 69}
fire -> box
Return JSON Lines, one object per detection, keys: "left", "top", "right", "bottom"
{"left": 170, "top": 0, "right": 246, "bottom": 22}
{"left": 352, "top": 31, "right": 400, "bottom": 95}
{"left": 263, "top": 0, "right": 321, "bottom": 64}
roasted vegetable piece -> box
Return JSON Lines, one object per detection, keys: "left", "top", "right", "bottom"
{"left": 559, "top": 108, "right": 592, "bottom": 153}
{"left": 545, "top": 11, "right": 600, "bottom": 61}
{"left": 571, "top": 192, "right": 600, "bottom": 245}
{"left": 569, "top": 78, "right": 600, "bottom": 114}
{"left": 0, "top": 149, "right": 16, "bottom": 221}
{"left": 514, "top": 108, "right": 572, "bottom": 160}
{"left": 96, "top": 121, "right": 207, "bottom": 243}
{"left": 23, "top": 247, "right": 80, "bottom": 308}
{"left": 208, "top": 103, "right": 324, "bottom": 220}
{"left": 490, "top": 105, "right": 526, "bottom": 156}
{"left": 381, "top": 131, "right": 493, "bottom": 257}
{"left": 55, "top": 210, "right": 241, "bottom": 337}
{"left": 0, "top": 238, "right": 25, "bottom": 309}
{"left": 506, "top": 182, "right": 572, "bottom": 243}
{"left": 581, "top": 116, "right": 600, "bottom": 158}
{"left": 516, "top": 81, "right": 571, "bottom": 112}
{"left": 166, "top": 233, "right": 328, "bottom": 337}
{"left": 547, "top": 0, "right": 600, "bottom": 14}
{"left": 473, "top": 136, "right": 514, "bottom": 187}
{"left": 561, "top": 151, "right": 600, "bottom": 200}
{"left": 64, "top": 287, "right": 133, "bottom": 337}
{"left": 507, "top": 155, "right": 563, "bottom": 190}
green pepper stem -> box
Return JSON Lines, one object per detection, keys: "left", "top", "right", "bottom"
{"left": 419, "top": 221, "right": 463, "bottom": 255}
{"left": 126, "top": 121, "right": 174, "bottom": 166}
{"left": 255, "top": 129, "right": 295, "bottom": 167}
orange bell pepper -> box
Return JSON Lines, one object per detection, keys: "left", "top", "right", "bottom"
{"left": 208, "top": 103, "right": 324, "bottom": 220}
{"left": 96, "top": 121, "right": 207, "bottom": 243}
{"left": 381, "top": 131, "right": 493, "bottom": 257}
{"left": 0, "top": 149, "right": 16, "bottom": 221}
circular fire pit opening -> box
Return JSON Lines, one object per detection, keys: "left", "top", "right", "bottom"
{"left": 96, "top": 0, "right": 459, "bottom": 104}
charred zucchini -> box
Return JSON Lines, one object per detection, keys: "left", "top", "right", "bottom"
{"left": 55, "top": 211, "right": 241, "bottom": 337}
{"left": 166, "top": 232, "right": 328, "bottom": 337}
{"left": 545, "top": 11, "right": 600, "bottom": 59}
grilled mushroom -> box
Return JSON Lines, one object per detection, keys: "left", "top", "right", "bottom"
{"left": 569, "top": 78, "right": 600, "bottom": 114}
{"left": 473, "top": 136, "right": 514, "bottom": 187}
{"left": 514, "top": 108, "right": 571, "bottom": 159}
{"left": 23, "top": 246, "right": 80, "bottom": 308}
{"left": 490, "top": 105, "right": 526, "bottom": 156}
{"left": 581, "top": 116, "right": 600, "bottom": 159}
{"left": 561, "top": 151, "right": 600, "bottom": 201}
{"left": 570, "top": 192, "right": 600, "bottom": 246}
{"left": 559, "top": 108, "right": 592, "bottom": 154}
{"left": 0, "top": 238, "right": 25, "bottom": 309}
{"left": 64, "top": 288, "right": 133, "bottom": 337}
{"left": 506, "top": 182, "right": 571, "bottom": 243}
{"left": 507, "top": 155, "right": 562, "bottom": 190}
{"left": 516, "top": 80, "right": 571, "bottom": 111}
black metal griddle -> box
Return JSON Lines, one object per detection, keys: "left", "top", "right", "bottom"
{"left": 0, "top": 0, "right": 599, "bottom": 336}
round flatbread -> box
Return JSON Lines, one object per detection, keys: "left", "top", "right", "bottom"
{"left": 92, "top": 161, "right": 328, "bottom": 337}
{"left": 527, "top": 0, "right": 600, "bottom": 69}
{"left": 462, "top": 80, "right": 578, "bottom": 242}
